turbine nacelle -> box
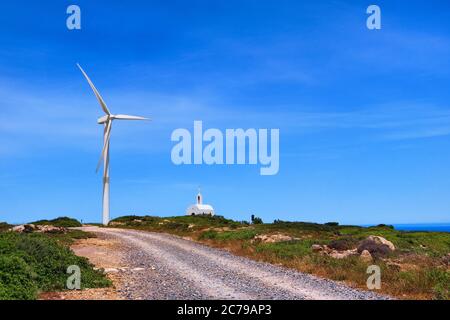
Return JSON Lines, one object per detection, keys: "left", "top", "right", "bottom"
{"left": 97, "top": 114, "right": 149, "bottom": 124}
{"left": 97, "top": 115, "right": 109, "bottom": 124}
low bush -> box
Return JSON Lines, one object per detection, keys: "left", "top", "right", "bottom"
{"left": 199, "top": 230, "right": 219, "bottom": 240}
{"left": 426, "top": 268, "right": 450, "bottom": 300}
{"left": 0, "top": 255, "right": 37, "bottom": 299}
{"left": 328, "top": 238, "right": 358, "bottom": 251}
{"left": 31, "top": 217, "right": 82, "bottom": 228}
{"left": 251, "top": 216, "right": 263, "bottom": 224}
{"left": 0, "top": 232, "right": 110, "bottom": 300}
{"left": 325, "top": 222, "right": 339, "bottom": 227}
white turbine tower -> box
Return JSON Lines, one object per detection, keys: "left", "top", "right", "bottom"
{"left": 77, "top": 64, "right": 149, "bottom": 225}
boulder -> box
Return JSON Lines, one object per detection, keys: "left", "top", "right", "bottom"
{"left": 312, "top": 244, "right": 358, "bottom": 259}
{"left": 11, "top": 225, "right": 25, "bottom": 233}
{"left": 10, "top": 224, "right": 36, "bottom": 233}
{"left": 366, "top": 236, "right": 395, "bottom": 251}
{"left": 10, "top": 224, "right": 66, "bottom": 234}
{"left": 253, "top": 234, "right": 294, "bottom": 243}
{"left": 311, "top": 244, "right": 332, "bottom": 253}
{"left": 109, "top": 221, "right": 124, "bottom": 226}
{"left": 329, "top": 249, "right": 358, "bottom": 259}
{"left": 35, "top": 225, "right": 67, "bottom": 234}
{"left": 441, "top": 253, "right": 450, "bottom": 266}
{"left": 311, "top": 244, "right": 324, "bottom": 252}
{"left": 357, "top": 235, "right": 395, "bottom": 259}
{"left": 359, "top": 250, "right": 373, "bottom": 263}
{"left": 357, "top": 239, "right": 392, "bottom": 259}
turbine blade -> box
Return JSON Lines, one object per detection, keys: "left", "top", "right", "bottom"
{"left": 113, "top": 114, "right": 150, "bottom": 121}
{"left": 96, "top": 120, "right": 112, "bottom": 173}
{"left": 77, "top": 64, "right": 111, "bottom": 115}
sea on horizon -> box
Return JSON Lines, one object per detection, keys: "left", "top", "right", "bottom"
{"left": 364, "top": 223, "right": 450, "bottom": 233}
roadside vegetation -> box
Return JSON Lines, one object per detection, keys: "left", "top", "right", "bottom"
{"left": 0, "top": 219, "right": 110, "bottom": 300}
{"left": 30, "top": 216, "right": 82, "bottom": 228}
{"left": 110, "top": 215, "right": 450, "bottom": 300}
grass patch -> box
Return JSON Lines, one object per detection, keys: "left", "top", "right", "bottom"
{"left": 255, "top": 240, "right": 314, "bottom": 259}
{"left": 199, "top": 229, "right": 257, "bottom": 241}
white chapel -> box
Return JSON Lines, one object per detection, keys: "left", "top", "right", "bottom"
{"left": 186, "top": 190, "right": 215, "bottom": 216}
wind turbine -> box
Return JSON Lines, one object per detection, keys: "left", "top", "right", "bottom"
{"left": 77, "top": 64, "right": 149, "bottom": 225}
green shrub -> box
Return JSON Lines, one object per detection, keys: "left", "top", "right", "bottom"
{"left": 0, "top": 232, "right": 110, "bottom": 299}
{"left": 426, "top": 268, "right": 450, "bottom": 300}
{"left": 373, "top": 224, "right": 395, "bottom": 229}
{"left": 111, "top": 215, "right": 159, "bottom": 224}
{"left": 325, "top": 222, "right": 339, "bottom": 226}
{"left": 328, "top": 238, "right": 358, "bottom": 251}
{"left": 0, "top": 255, "right": 38, "bottom": 300}
{"left": 31, "top": 217, "right": 82, "bottom": 228}
{"left": 251, "top": 216, "right": 263, "bottom": 224}
{"left": 165, "top": 222, "right": 190, "bottom": 231}
{"left": 199, "top": 230, "right": 219, "bottom": 240}
{"left": 216, "top": 230, "right": 258, "bottom": 241}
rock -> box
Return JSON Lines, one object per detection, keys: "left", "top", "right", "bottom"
{"left": 311, "top": 244, "right": 324, "bottom": 252}
{"left": 359, "top": 250, "right": 373, "bottom": 263}
{"left": 109, "top": 221, "right": 124, "bottom": 226}
{"left": 212, "top": 227, "right": 232, "bottom": 232}
{"left": 357, "top": 236, "right": 395, "bottom": 259}
{"left": 11, "top": 225, "right": 25, "bottom": 232}
{"left": 311, "top": 244, "right": 335, "bottom": 254}
{"left": 366, "top": 236, "right": 396, "bottom": 251}
{"left": 253, "top": 234, "right": 294, "bottom": 243}
{"left": 24, "top": 224, "right": 36, "bottom": 233}
{"left": 329, "top": 249, "right": 358, "bottom": 259}
{"left": 441, "top": 253, "right": 450, "bottom": 266}
{"left": 10, "top": 224, "right": 66, "bottom": 234}
{"left": 10, "top": 224, "right": 36, "bottom": 233}
{"left": 312, "top": 243, "right": 359, "bottom": 259}
{"left": 35, "top": 225, "right": 67, "bottom": 234}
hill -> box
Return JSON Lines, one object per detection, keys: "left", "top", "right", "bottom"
{"left": 109, "top": 215, "right": 450, "bottom": 300}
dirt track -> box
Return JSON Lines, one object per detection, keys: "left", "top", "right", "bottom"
{"left": 70, "top": 227, "right": 388, "bottom": 300}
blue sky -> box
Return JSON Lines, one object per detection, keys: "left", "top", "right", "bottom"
{"left": 1, "top": 1, "right": 450, "bottom": 225}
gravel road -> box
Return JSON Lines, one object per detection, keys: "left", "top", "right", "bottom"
{"left": 81, "top": 227, "right": 389, "bottom": 300}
